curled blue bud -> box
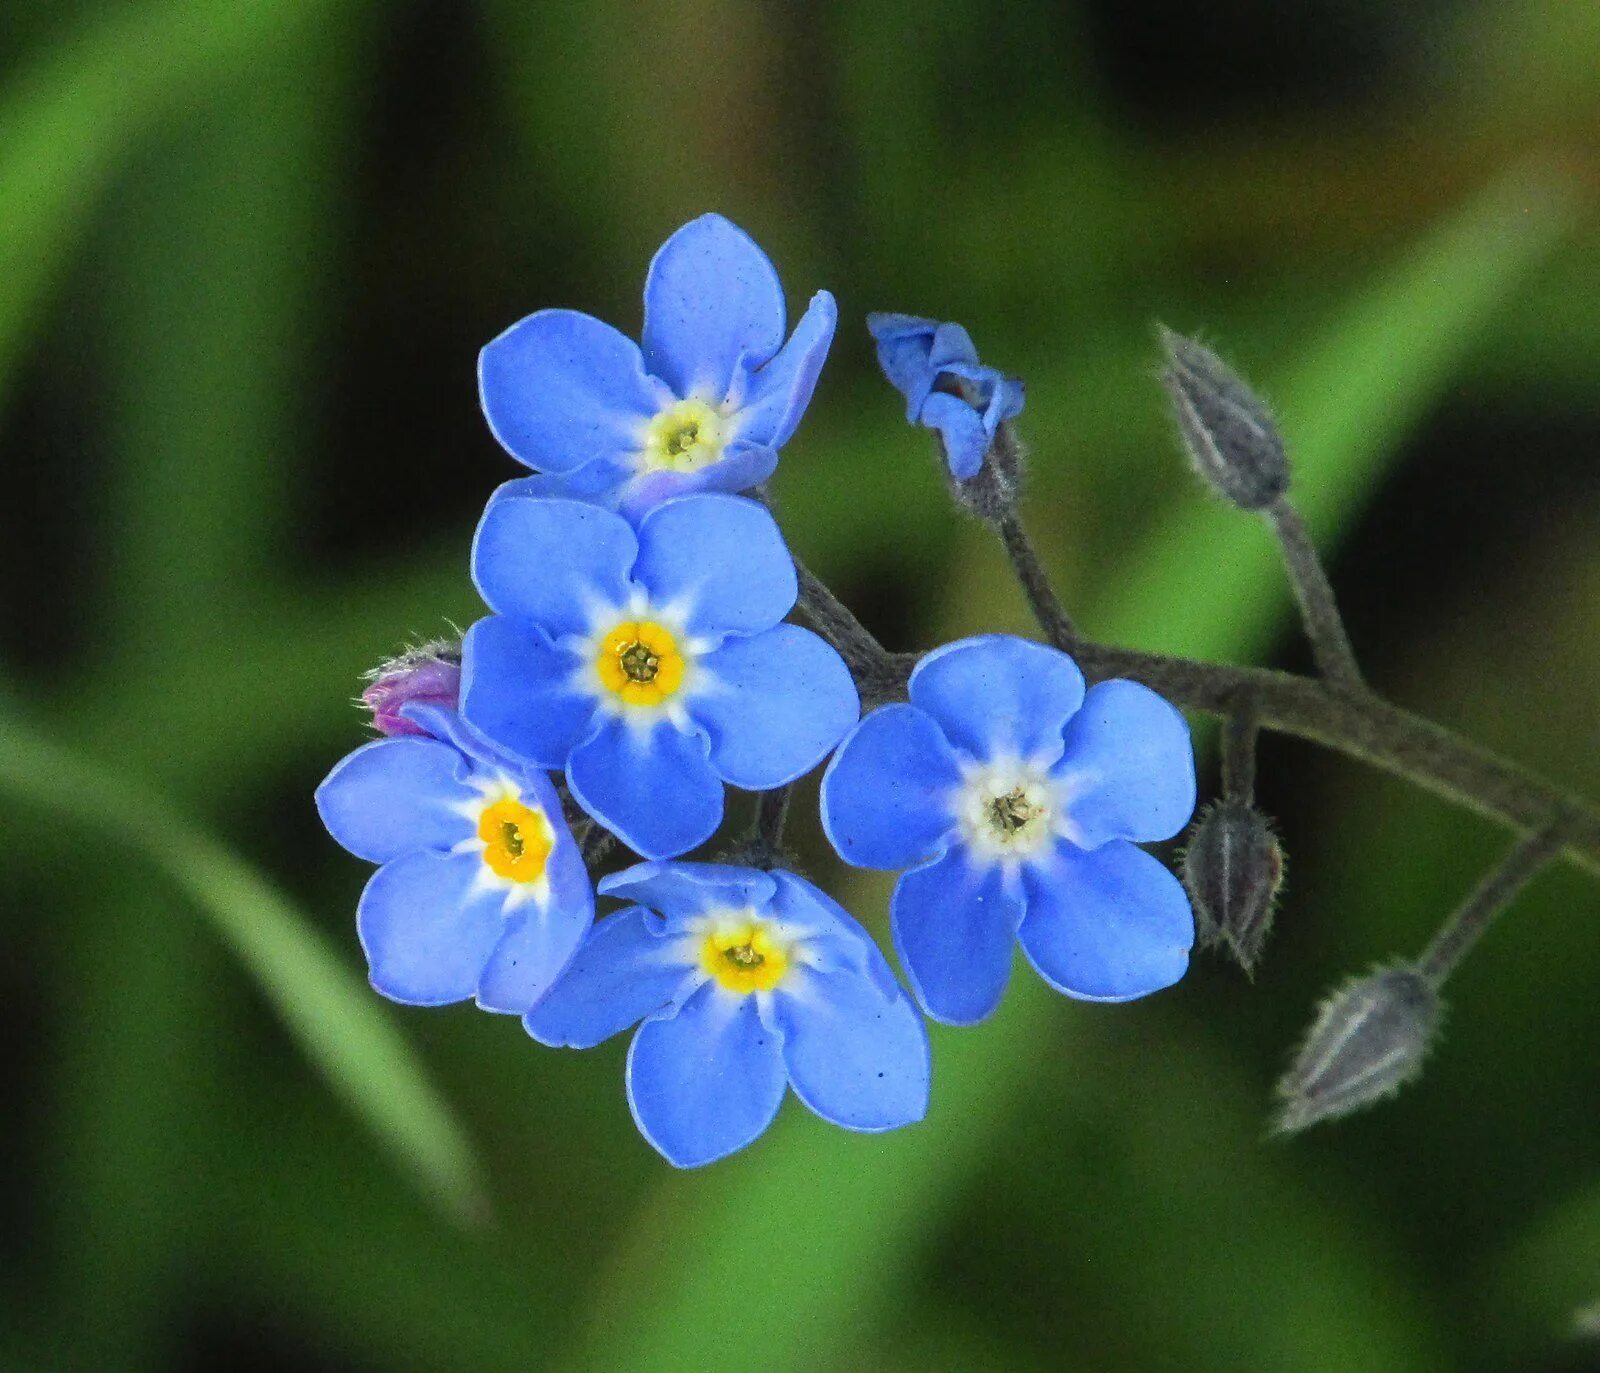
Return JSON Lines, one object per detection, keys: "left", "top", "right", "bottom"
{"left": 868, "top": 313, "right": 1024, "bottom": 481}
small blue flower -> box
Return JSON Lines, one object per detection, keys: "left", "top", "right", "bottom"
{"left": 315, "top": 705, "right": 594, "bottom": 1013}
{"left": 525, "top": 861, "right": 930, "bottom": 1168}
{"left": 820, "top": 634, "right": 1196, "bottom": 1025}
{"left": 479, "top": 213, "right": 837, "bottom": 516}
{"left": 867, "top": 312, "right": 1024, "bottom": 480}
{"left": 461, "top": 491, "right": 859, "bottom": 860}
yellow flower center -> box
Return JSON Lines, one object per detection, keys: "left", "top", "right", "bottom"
{"left": 596, "top": 620, "right": 685, "bottom": 706}
{"left": 477, "top": 796, "right": 554, "bottom": 883}
{"left": 641, "top": 399, "right": 725, "bottom": 473}
{"left": 700, "top": 919, "right": 789, "bottom": 995}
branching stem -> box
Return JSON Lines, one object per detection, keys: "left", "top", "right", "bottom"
{"left": 1417, "top": 821, "right": 1569, "bottom": 984}
{"left": 1264, "top": 498, "right": 1365, "bottom": 691}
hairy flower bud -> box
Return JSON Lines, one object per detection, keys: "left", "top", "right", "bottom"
{"left": 362, "top": 640, "right": 462, "bottom": 737}
{"left": 1183, "top": 800, "right": 1284, "bottom": 974}
{"left": 1158, "top": 327, "right": 1290, "bottom": 510}
{"left": 1275, "top": 965, "right": 1440, "bottom": 1135}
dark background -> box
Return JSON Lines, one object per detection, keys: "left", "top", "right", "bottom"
{"left": 3, "top": 1, "right": 1599, "bottom": 1369}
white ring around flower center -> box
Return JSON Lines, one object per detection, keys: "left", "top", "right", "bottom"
{"left": 955, "top": 759, "right": 1059, "bottom": 862}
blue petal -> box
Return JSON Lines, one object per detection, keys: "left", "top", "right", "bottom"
{"left": 357, "top": 850, "right": 506, "bottom": 1005}
{"left": 615, "top": 440, "right": 779, "bottom": 518}
{"left": 599, "top": 861, "right": 777, "bottom": 922}
{"left": 476, "top": 819, "right": 595, "bottom": 1015}
{"left": 523, "top": 907, "right": 691, "bottom": 1047}
{"left": 732, "top": 290, "right": 837, "bottom": 449}
{"left": 890, "top": 846, "right": 1021, "bottom": 1025}
{"left": 472, "top": 497, "right": 636, "bottom": 638}
{"left": 867, "top": 312, "right": 940, "bottom": 418}
{"left": 626, "top": 982, "right": 788, "bottom": 1168}
{"left": 908, "top": 635, "right": 1086, "bottom": 764}
{"left": 485, "top": 466, "right": 625, "bottom": 515}
{"left": 631, "top": 494, "right": 795, "bottom": 639}
{"left": 316, "top": 737, "right": 473, "bottom": 864}
{"left": 694, "top": 625, "right": 859, "bottom": 790}
{"left": 920, "top": 390, "right": 989, "bottom": 479}
{"left": 1054, "top": 679, "right": 1196, "bottom": 847}
{"left": 820, "top": 704, "right": 961, "bottom": 870}
{"left": 566, "top": 717, "right": 723, "bottom": 860}
{"left": 641, "top": 214, "right": 787, "bottom": 401}
{"left": 479, "top": 308, "right": 669, "bottom": 474}
{"left": 773, "top": 962, "right": 929, "bottom": 1132}
{"left": 1017, "top": 839, "right": 1193, "bottom": 1001}
{"left": 766, "top": 869, "right": 877, "bottom": 976}
{"left": 459, "top": 616, "right": 597, "bottom": 770}
{"left": 400, "top": 704, "right": 539, "bottom": 780}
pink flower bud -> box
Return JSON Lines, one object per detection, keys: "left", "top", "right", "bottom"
{"left": 361, "top": 644, "right": 461, "bottom": 737}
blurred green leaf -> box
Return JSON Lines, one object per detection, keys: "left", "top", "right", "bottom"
{"left": 556, "top": 168, "right": 1577, "bottom": 1373}
{"left": 0, "top": 0, "right": 339, "bottom": 418}
{"left": 0, "top": 712, "right": 486, "bottom": 1228}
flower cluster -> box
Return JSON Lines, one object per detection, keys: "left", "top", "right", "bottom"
{"left": 317, "top": 214, "right": 1198, "bottom": 1167}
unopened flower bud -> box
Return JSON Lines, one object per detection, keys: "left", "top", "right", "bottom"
{"left": 361, "top": 640, "right": 461, "bottom": 737}
{"left": 1183, "top": 800, "right": 1284, "bottom": 974}
{"left": 1158, "top": 327, "right": 1290, "bottom": 511}
{"left": 1275, "top": 965, "right": 1440, "bottom": 1135}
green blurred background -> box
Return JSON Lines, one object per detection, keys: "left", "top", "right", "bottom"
{"left": 4, "top": 1, "right": 1600, "bottom": 1369}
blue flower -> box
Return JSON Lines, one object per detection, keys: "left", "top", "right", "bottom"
{"left": 525, "top": 861, "right": 930, "bottom": 1168}
{"left": 867, "top": 312, "right": 1024, "bottom": 480}
{"left": 460, "top": 491, "right": 859, "bottom": 860}
{"left": 820, "top": 634, "right": 1195, "bottom": 1025}
{"left": 479, "top": 214, "right": 837, "bottom": 516}
{"left": 315, "top": 705, "right": 594, "bottom": 1013}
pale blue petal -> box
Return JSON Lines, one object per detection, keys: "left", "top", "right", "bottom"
{"left": 485, "top": 465, "right": 624, "bottom": 515}
{"left": 459, "top": 616, "right": 597, "bottom": 770}
{"left": 523, "top": 907, "right": 691, "bottom": 1047}
{"left": 766, "top": 870, "right": 877, "bottom": 976}
{"left": 614, "top": 440, "right": 780, "bottom": 519}
{"left": 867, "top": 312, "right": 941, "bottom": 419}
{"left": 479, "top": 308, "right": 669, "bottom": 474}
{"left": 400, "top": 704, "right": 537, "bottom": 780}
{"left": 732, "top": 290, "right": 837, "bottom": 449}
{"left": 694, "top": 625, "right": 859, "bottom": 791}
{"left": 774, "top": 963, "right": 929, "bottom": 1132}
{"left": 891, "top": 846, "right": 1021, "bottom": 1026}
{"left": 820, "top": 705, "right": 961, "bottom": 871}
{"left": 1017, "top": 839, "right": 1193, "bottom": 1001}
{"left": 475, "top": 827, "right": 595, "bottom": 1015}
{"left": 316, "top": 737, "right": 473, "bottom": 864}
{"left": 599, "top": 861, "right": 777, "bottom": 921}
{"left": 566, "top": 717, "right": 723, "bottom": 860}
{"left": 357, "top": 850, "right": 505, "bottom": 1006}
{"left": 919, "top": 390, "right": 989, "bottom": 479}
{"left": 641, "top": 214, "right": 786, "bottom": 401}
{"left": 908, "top": 634, "right": 1085, "bottom": 764}
{"left": 631, "top": 494, "right": 795, "bottom": 638}
{"left": 1054, "top": 679, "right": 1196, "bottom": 847}
{"left": 471, "top": 497, "right": 636, "bottom": 638}
{"left": 626, "top": 983, "right": 787, "bottom": 1168}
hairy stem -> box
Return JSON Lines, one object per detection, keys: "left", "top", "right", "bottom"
{"left": 1417, "top": 821, "right": 1568, "bottom": 984}
{"left": 1265, "top": 498, "right": 1365, "bottom": 691}
{"left": 793, "top": 554, "right": 1600, "bottom": 881}
{"left": 1221, "top": 703, "right": 1259, "bottom": 805}
{"left": 993, "top": 511, "right": 1079, "bottom": 650}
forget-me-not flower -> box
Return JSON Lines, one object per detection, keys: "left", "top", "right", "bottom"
{"left": 315, "top": 704, "right": 593, "bottom": 1012}
{"left": 479, "top": 214, "right": 836, "bottom": 515}
{"left": 525, "top": 861, "right": 931, "bottom": 1168}
{"left": 461, "top": 490, "right": 859, "bottom": 860}
{"left": 820, "top": 635, "right": 1196, "bottom": 1025}
{"left": 868, "top": 312, "right": 1024, "bottom": 480}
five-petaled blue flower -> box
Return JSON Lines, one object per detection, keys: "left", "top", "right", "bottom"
{"left": 867, "top": 312, "right": 1024, "bottom": 480}
{"left": 525, "top": 861, "right": 931, "bottom": 1168}
{"left": 820, "top": 634, "right": 1196, "bottom": 1025}
{"left": 461, "top": 490, "right": 859, "bottom": 860}
{"left": 315, "top": 705, "right": 594, "bottom": 1012}
{"left": 480, "top": 213, "right": 837, "bottom": 516}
